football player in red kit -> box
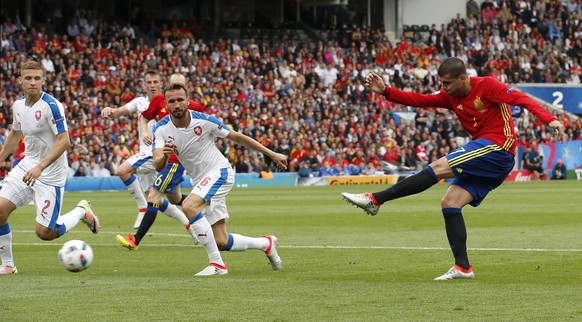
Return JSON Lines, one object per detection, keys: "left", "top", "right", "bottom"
{"left": 342, "top": 57, "right": 565, "bottom": 280}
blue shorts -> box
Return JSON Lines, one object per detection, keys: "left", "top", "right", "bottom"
{"left": 152, "top": 162, "right": 185, "bottom": 194}
{"left": 446, "top": 138, "right": 514, "bottom": 207}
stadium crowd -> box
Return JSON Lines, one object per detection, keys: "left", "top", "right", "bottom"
{"left": 0, "top": 0, "right": 580, "bottom": 179}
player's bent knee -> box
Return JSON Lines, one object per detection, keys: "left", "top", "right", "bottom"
{"left": 167, "top": 194, "right": 182, "bottom": 205}
{"left": 147, "top": 190, "right": 164, "bottom": 204}
{"left": 116, "top": 169, "right": 131, "bottom": 179}
{"left": 215, "top": 238, "right": 229, "bottom": 250}
{"left": 35, "top": 229, "right": 57, "bottom": 241}
{"left": 181, "top": 196, "right": 205, "bottom": 215}
{"left": 440, "top": 195, "right": 459, "bottom": 209}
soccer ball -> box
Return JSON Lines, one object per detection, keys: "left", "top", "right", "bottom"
{"left": 58, "top": 240, "right": 94, "bottom": 272}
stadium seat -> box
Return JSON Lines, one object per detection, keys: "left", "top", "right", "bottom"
{"left": 420, "top": 25, "right": 430, "bottom": 41}
{"left": 403, "top": 25, "right": 413, "bottom": 40}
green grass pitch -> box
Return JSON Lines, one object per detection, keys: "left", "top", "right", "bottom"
{"left": 1, "top": 181, "right": 581, "bottom": 321}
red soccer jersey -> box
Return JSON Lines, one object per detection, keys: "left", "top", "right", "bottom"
{"left": 142, "top": 93, "right": 205, "bottom": 163}
{"left": 382, "top": 76, "right": 557, "bottom": 154}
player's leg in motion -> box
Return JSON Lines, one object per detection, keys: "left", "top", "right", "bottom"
{"left": 0, "top": 222, "right": 16, "bottom": 274}
{"left": 0, "top": 182, "right": 99, "bottom": 275}
{"left": 200, "top": 168, "right": 282, "bottom": 271}
{"left": 35, "top": 185, "right": 99, "bottom": 240}
{"left": 0, "top": 197, "right": 17, "bottom": 274}
{"left": 117, "top": 163, "right": 191, "bottom": 250}
{"left": 155, "top": 163, "right": 189, "bottom": 227}
{"left": 119, "top": 194, "right": 187, "bottom": 250}
{"left": 116, "top": 160, "right": 147, "bottom": 227}
{"left": 213, "top": 217, "right": 283, "bottom": 271}
{"left": 182, "top": 195, "right": 227, "bottom": 276}
{"left": 342, "top": 165, "right": 440, "bottom": 215}
{"left": 434, "top": 185, "right": 474, "bottom": 280}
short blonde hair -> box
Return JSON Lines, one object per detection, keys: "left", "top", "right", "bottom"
{"left": 21, "top": 60, "right": 44, "bottom": 76}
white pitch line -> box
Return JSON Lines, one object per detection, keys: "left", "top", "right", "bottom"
{"left": 11, "top": 230, "right": 582, "bottom": 252}
{"left": 10, "top": 243, "right": 582, "bottom": 253}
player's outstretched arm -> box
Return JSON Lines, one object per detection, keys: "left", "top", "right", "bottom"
{"left": 101, "top": 105, "right": 130, "bottom": 118}
{"left": 365, "top": 73, "right": 387, "bottom": 94}
{"left": 226, "top": 131, "right": 288, "bottom": 170}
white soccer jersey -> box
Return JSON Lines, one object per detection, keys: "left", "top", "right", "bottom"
{"left": 152, "top": 111, "right": 231, "bottom": 184}
{"left": 12, "top": 92, "right": 68, "bottom": 186}
{"left": 125, "top": 96, "right": 156, "bottom": 153}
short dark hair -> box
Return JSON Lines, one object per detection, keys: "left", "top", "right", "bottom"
{"left": 438, "top": 57, "right": 467, "bottom": 78}
{"left": 163, "top": 82, "right": 188, "bottom": 96}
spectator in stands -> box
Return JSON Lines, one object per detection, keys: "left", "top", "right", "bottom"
{"left": 466, "top": 0, "right": 480, "bottom": 18}
{"left": 74, "top": 165, "right": 88, "bottom": 177}
{"left": 551, "top": 159, "right": 567, "bottom": 180}
{"left": 344, "top": 163, "right": 361, "bottom": 176}
{"left": 319, "top": 161, "right": 335, "bottom": 176}
{"left": 234, "top": 154, "right": 250, "bottom": 173}
{"left": 121, "top": 23, "right": 136, "bottom": 40}
{"left": 259, "top": 164, "right": 273, "bottom": 179}
{"left": 522, "top": 145, "right": 547, "bottom": 180}
{"left": 0, "top": 1, "right": 579, "bottom": 184}
{"left": 298, "top": 161, "right": 314, "bottom": 178}
{"left": 361, "top": 161, "right": 380, "bottom": 175}
{"left": 414, "top": 108, "right": 430, "bottom": 130}
{"left": 415, "top": 141, "right": 429, "bottom": 168}
{"left": 400, "top": 147, "right": 418, "bottom": 171}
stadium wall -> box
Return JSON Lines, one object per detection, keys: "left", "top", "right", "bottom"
{"left": 64, "top": 173, "right": 297, "bottom": 191}
{"left": 401, "top": 0, "right": 468, "bottom": 25}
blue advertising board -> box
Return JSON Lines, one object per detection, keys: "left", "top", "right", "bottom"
{"left": 515, "top": 84, "right": 582, "bottom": 115}
{"left": 64, "top": 173, "right": 297, "bottom": 191}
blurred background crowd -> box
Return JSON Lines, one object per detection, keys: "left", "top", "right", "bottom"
{"left": 0, "top": 0, "right": 580, "bottom": 179}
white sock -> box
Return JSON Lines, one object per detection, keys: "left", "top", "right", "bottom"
{"left": 125, "top": 176, "right": 147, "bottom": 209}
{"left": 55, "top": 206, "right": 85, "bottom": 234}
{"left": 187, "top": 214, "right": 224, "bottom": 266}
{"left": 161, "top": 204, "right": 189, "bottom": 226}
{"left": 227, "top": 233, "right": 269, "bottom": 252}
{"left": 0, "top": 229, "right": 14, "bottom": 267}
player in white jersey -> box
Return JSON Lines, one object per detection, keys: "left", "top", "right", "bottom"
{"left": 116, "top": 74, "right": 202, "bottom": 251}
{"left": 0, "top": 61, "right": 99, "bottom": 275}
{"left": 152, "top": 83, "right": 288, "bottom": 275}
{"left": 101, "top": 70, "right": 163, "bottom": 228}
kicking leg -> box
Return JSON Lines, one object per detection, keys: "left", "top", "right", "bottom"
{"left": 342, "top": 156, "right": 452, "bottom": 215}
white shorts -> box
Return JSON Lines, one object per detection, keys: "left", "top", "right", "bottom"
{"left": 126, "top": 151, "right": 157, "bottom": 191}
{"left": 0, "top": 166, "right": 64, "bottom": 229}
{"left": 190, "top": 167, "right": 234, "bottom": 225}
